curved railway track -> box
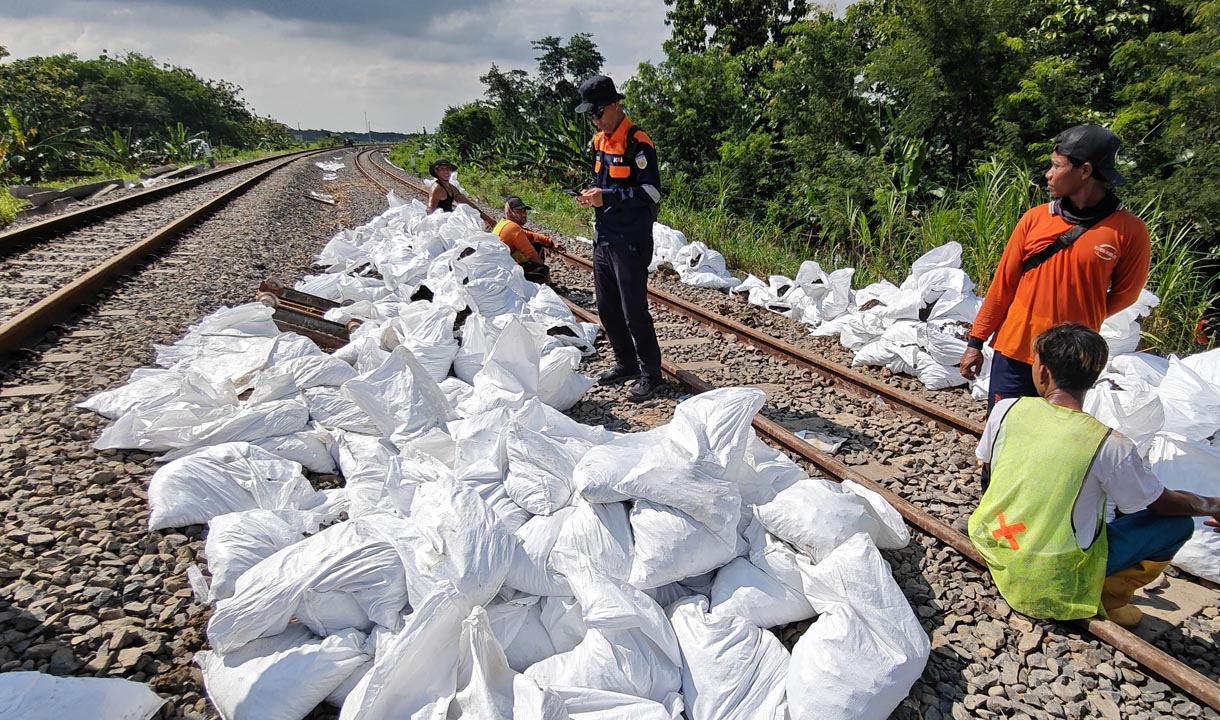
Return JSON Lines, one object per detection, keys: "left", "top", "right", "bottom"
{"left": 357, "top": 148, "right": 1220, "bottom": 714}
{"left": 0, "top": 147, "right": 338, "bottom": 354}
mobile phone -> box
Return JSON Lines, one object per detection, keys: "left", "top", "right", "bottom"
{"left": 563, "top": 188, "right": 578, "bottom": 197}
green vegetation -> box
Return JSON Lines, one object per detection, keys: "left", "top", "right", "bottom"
{"left": 0, "top": 45, "right": 295, "bottom": 186}
{"left": 398, "top": 1, "right": 1219, "bottom": 355}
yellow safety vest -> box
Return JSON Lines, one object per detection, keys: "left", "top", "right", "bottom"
{"left": 968, "top": 397, "right": 1112, "bottom": 620}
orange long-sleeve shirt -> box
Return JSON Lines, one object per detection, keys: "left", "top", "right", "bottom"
{"left": 493, "top": 219, "right": 553, "bottom": 264}
{"left": 970, "top": 203, "right": 1150, "bottom": 364}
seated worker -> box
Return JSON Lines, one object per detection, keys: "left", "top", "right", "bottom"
{"left": 968, "top": 323, "right": 1219, "bottom": 627}
{"left": 492, "top": 195, "right": 566, "bottom": 284}
{"left": 427, "top": 158, "right": 493, "bottom": 226}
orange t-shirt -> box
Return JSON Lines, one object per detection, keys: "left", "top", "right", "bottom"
{"left": 970, "top": 203, "right": 1150, "bottom": 364}
{"left": 493, "top": 219, "right": 553, "bottom": 264}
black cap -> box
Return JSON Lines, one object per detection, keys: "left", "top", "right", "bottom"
{"left": 505, "top": 195, "right": 532, "bottom": 211}
{"left": 1054, "top": 125, "right": 1126, "bottom": 186}
{"left": 575, "top": 75, "right": 625, "bottom": 115}
{"left": 429, "top": 157, "right": 456, "bottom": 178}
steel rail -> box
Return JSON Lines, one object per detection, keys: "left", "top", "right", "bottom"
{"left": 0, "top": 147, "right": 334, "bottom": 256}
{"left": 561, "top": 296, "right": 1220, "bottom": 714}
{"left": 553, "top": 249, "right": 984, "bottom": 437}
{"left": 0, "top": 148, "right": 335, "bottom": 354}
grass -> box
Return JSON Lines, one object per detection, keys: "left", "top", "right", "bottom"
{"left": 387, "top": 140, "right": 1216, "bottom": 356}
{"left": 0, "top": 193, "right": 26, "bottom": 227}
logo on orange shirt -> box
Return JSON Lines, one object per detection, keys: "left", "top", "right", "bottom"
{"left": 1094, "top": 244, "right": 1118, "bottom": 261}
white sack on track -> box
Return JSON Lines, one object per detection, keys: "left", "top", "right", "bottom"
{"left": 146, "top": 442, "right": 326, "bottom": 531}
{"left": 339, "top": 584, "right": 467, "bottom": 720}
{"left": 504, "top": 405, "right": 599, "bottom": 515}
{"left": 754, "top": 478, "right": 908, "bottom": 562}
{"left": 786, "top": 533, "right": 930, "bottom": 720}
{"left": 251, "top": 427, "right": 338, "bottom": 475}
{"left": 207, "top": 514, "right": 412, "bottom": 653}
{"left": 335, "top": 431, "right": 401, "bottom": 518}
{"left": 0, "top": 672, "right": 164, "bottom": 720}
{"left": 304, "top": 387, "right": 381, "bottom": 434}
{"left": 552, "top": 686, "right": 685, "bottom": 720}
{"left": 710, "top": 518, "right": 813, "bottom": 629}
{"left": 673, "top": 241, "right": 740, "bottom": 290}
{"left": 551, "top": 500, "right": 634, "bottom": 581}
{"left": 204, "top": 509, "right": 327, "bottom": 601}
{"left": 94, "top": 393, "right": 310, "bottom": 453}
{"left": 1110, "top": 352, "right": 1170, "bottom": 385}
{"left": 197, "top": 624, "right": 369, "bottom": 720}
{"left": 526, "top": 557, "right": 682, "bottom": 704}
{"left": 1154, "top": 356, "right": 1220, "bottom": 441}
{"left": 1084, "top": 375, "right": 1165, "bottom": 452}
{"left": 916, "top": 351, "right": 969, "bottom": 390}
{"left": 1147, "top": 434, "right": 1220, "bottom": 583}
{"left": 470, "top": 317, "right": 541, "bottom": 412}
{"left": 248, "top": 354, "right": 358, "bottom": 403}
{"left": 488, "top": 595, "right": 559, "bottom": 672}
{"left": 667, "top": 595, "right": 788, "bottom": 720}
{"left": 650, "top": 224, "right": 689, "bottom": 272}
{"left": 379, "top": 300, "right": 460, "bottom": 382}
{"left": 1100, "top": 289, "right": 1159, "bottom": 357}
{"left": 450, "top": 407, "right": 513, "bottom": 482}
{"left": 539, "top": 346, "right": 596, "bottom": 412}
{"left": 341, "top": 345, "right": 454, "bottom": 437}
{"left": 394, "top": 479, "right": 516, "bottom": 610}
{"left": 506, "top": 509, "right": 578, "bottom": 597}
{"left": 1183, "top": 347, "right": 1220, "bottom": 388}
{"left": 78, "top": 367, "right": 193, "bottom": 419}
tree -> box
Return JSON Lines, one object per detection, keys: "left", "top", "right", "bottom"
{"left": 480, "top": 63, "right": 532, "bottom": 136}
{"left": 663, "top": 0, "right": 810, "bottom": 55}
{"left": 438, "top": 103, "right": 496, "bottom": 158}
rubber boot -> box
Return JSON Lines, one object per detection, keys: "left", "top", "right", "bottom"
{"left": 1101, "top": 560, "right": 1172, "bottom": 628}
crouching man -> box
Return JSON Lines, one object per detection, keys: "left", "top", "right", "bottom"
{"left": 969, "top": 323, "right": 1220, "bottom": 627}
{"left": 493, "top": 195, "right": 564, "bottom": 284}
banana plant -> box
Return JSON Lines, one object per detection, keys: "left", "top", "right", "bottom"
{"left": 0, "top": 107, "right": 88, "bottom": 182}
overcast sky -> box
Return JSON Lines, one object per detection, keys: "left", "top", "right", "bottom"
{"left": 0, "top": 0, "right": 673, "bottom": 133}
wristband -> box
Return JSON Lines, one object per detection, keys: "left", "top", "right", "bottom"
{"left": 966, "top": 336, "right": 985, "bottom": 350}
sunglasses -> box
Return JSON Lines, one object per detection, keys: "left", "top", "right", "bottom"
{"left": 590, "top": 105, "right": 607, "bottom": 120}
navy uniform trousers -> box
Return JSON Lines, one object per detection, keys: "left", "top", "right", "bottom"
{"left": 593, "top": 238, "right": 662, "bottom": 383}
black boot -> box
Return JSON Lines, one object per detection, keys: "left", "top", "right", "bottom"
{"left": 598, "top": 365, "right": 640, "bottom": 385}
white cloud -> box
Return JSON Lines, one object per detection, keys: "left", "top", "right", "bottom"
{"left": 0, "top": 0, "right": 669, "bottom": 132}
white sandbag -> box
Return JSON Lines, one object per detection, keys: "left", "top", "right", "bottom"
{"left": 248, "top": 354, "right": 359, "bottom": 403}
{"left": 1100, "top": 289, "right": 1159, "bottom": 357}
{"left": 78, "top": 367, "right": 192, "bottom": 419}
{"left": 1182, "top": 347, "right": 1220, "bottom": 388}
{"left": 902, "top": 242, "right": 962, "bottom": 288}
{"left": 304, "top": 386, "right": 381, "bottom": 434}
{"left": 506, "top": 508, "right": 578, "bottom": 596}
{"left": 1155, "top": 356, "right": 1220, "bottom": 441}
{"left": 0, "top": 672, "right": 164, "bottom": 720}
{"left": 339, "top": 584, "right": 468, "bottom": 720}
{"left": 335, "top": 431, "right": 401, "bottom": 518}
{"left": 710, "top": 519, "right": 813, "bottom": 628}
{"left": 488, "top": 595, "right": 559, "bottom": 672}
{"left": 1147, "top": 433, "right": 1220, "bottom": 583}
{"left": 341, "top": 345, "right": 454, "bottom": 437}
{"left": 526, "top": 558, "right": 682, "bottom": 704}
{"left": 253, "top": 427, "right": 338, "bottom": 475}
{"left": 628, "top": 500, "right": 738, "bottom": 589}
{"left": 207, "top": 514, "right": 412, "bottom": 653}
{"left": 650, "top": 223, "right": 689, "bottom": 272}
{"left": 197, "top": 624, "right": 369, "bottom": 720}
{"left": 471, "top": 317, "right": 541, "bottom": 412}
{"left": 754, "top": 478, "right": 908, "bottom": 561}
{"left": 538, "top": 346, "right": 595, "bottom": 411}
{"left": 449, "top": 407, "right": 513, "bottom": 482}
{"left": 541, "top": 595, "right": 588, "bottom": 654}
{"left": 786, "top": 533, "right": 929, "bottom": 720}
{"left": 915, "top": 352, "right": 968, "bottom": 390}
{"left": 504, "top": 410, "right": 593, "bottom": 515}
{"left": 204, "top": 509, "right": 327, "bottom": 600}
{"left": 819, "top": 268, "right": 856, "bottom": 321}
{"left": 147, "top": 442, "right": 325, "bottom": 531}
{"left": 833, "top": 312, "right": 888, "bottom": 351}
{"left": 668, "top": 595, "right": 788, "bottom": 720}
{"left": 1084, "top": 376, "right": 1166, "bottom": 451}
{"left": 449, "top": 606, "right": 570, "bottom": 719}
{"left": 551, "top": 500, "right": 634, "bottom": 581}
{"left": 553, "top": 686, "right": 684, "bottom": 720}
{"left": 95, "top": 397, "right": 310, "bottom": 453}
{"left": 396, "top": 479, "right": 516, "bottom": 609}
{"left": 1109, "top": 352, "right": 1170, "bottom": 386}
{"left": 919, "top": 320, "right": 972, "bottom": 366}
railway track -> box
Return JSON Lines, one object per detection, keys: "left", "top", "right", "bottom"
{"left": 358, "top": 149, "right": 1220, "bottom": 714}
{"left": 0, "top": 147, "right": 337, "bottom": 354}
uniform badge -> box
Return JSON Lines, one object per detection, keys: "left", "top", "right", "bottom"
{"left": 635, "top": 153, "right": 648, "bottom": 169}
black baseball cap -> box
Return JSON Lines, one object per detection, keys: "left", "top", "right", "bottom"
{"left": 575, "top": 75, "right": 625, "bottom": 115}
{"left": 1054, "top": 125, "right": 1126, "bottom": 186}
{"left": 505, "top": 195, "right": 532, "bottom": 211}
{"left": 429, "top": 157, "right": 456, "bottom": 178}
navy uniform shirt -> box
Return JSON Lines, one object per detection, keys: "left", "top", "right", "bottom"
{"left": 591, "top": 117, "right": 661, "bottom": 246}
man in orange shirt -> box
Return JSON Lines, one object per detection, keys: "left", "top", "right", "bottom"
{"left": 960, "top": 125, "right": 1151, "bottom": 413}
{"left": 492, "top": 195, "right": 565, "bottom": 284}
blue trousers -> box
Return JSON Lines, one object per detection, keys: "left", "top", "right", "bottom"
{"left": 1106, "top": 509, "right": 1195, "bottom": 575}
{"left": 987, "top": 351, "right": 1038, "bottom": 415}
{"left": 593, "top": 239, "right": 662, "bottom": 382}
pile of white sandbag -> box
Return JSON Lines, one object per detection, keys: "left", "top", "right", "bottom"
{"left": 80, "top": 198, "right": 930, "bottom": 720}
{"left": 1085, "top": 349, "right": 1220, "bottom": 582}
{"left": 649, "top": 221, "right": 1161, "bottom": 399}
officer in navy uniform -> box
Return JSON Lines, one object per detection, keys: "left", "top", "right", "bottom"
{"left": 574, "top": 74, "right": 663, "bottom": 402}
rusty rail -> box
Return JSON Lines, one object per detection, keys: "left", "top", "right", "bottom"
{"left": 0, "top": 149, "right": 335, "bottom": 354}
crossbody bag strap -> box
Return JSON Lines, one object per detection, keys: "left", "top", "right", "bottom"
{"left": 1021, "top": 206, "right": 1118, "bottom": 273}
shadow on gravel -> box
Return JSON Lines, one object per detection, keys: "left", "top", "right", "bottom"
{"left": 0, "top": 599, "right": 82, "bottom": 675}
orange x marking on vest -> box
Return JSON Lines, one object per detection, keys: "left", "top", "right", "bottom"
{"left": 992, "top": 512, "right": 1026, "bottom": 550}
